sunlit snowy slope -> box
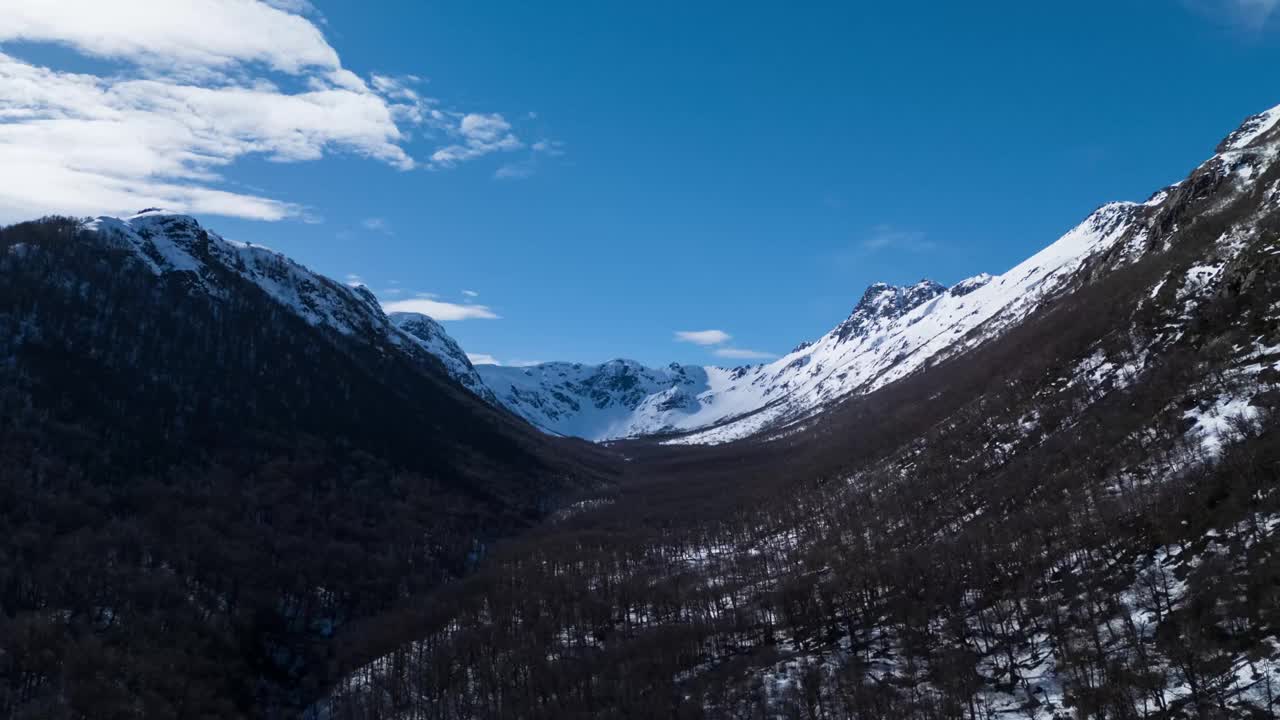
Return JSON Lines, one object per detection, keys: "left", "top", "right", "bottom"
{"left": 468, "top": 102, "right": 1280, "bottom": 444}
{"left": 472, "top": 201, "right": 1151, "bottom": 443}
{"left": 79, "top": 210, "right": 488, "bottom": 392}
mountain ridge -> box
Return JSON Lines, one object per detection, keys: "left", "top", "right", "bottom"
{"left": 462, "top": 200, "right": 1151, "bottom": 443}
{"left": 422, "top": 103, "right": 1280, "bottom": 444}
{"left": 0, "top": 210, "right": 611, "bottom": 715}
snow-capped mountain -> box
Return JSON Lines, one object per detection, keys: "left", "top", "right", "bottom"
{"left": 671, "top": 199, "right": 1148, "bottom": 445}
{"left": 473, "top": 280, "right": 963, "bottom": 441}
{"left": 1, "top": 207, "right": 597, "bottom": 717}
{"left": 471, "top": 203, "right": 1142, "bottom": 443}
{"left": 78, "top": 210, "right": 487, "bottom": 391}
{"left": 476, "top": 360, "right": 709, "bottom": 439}
{"left": 470, "top": 103, "right": 1280, "bottom": 444}
{"left": 70, "top": 101, "right": 1280, "bottom": 449}
{"left": 86, "top": 210, "right": 391, "bottom": 339}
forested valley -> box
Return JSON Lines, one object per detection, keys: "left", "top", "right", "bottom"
{"left": 319, "top": 190, "right": 1280, "bottom": 718}
{"left": 319, "top": 114, "right": 1280, "bottom": 719}
{"left": 3, "top": 109, "right": 1280, "bottom": 720}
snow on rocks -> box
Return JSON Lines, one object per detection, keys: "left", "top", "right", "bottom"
{"left": 390, "top": 312, "right": 496, "bottom": 401}
{"left": 1219, "top": 104, "right": 1280, "bottom": 153}
{"left": 84, "top": 210, "right": 390, "bottom": 338}
{"left": 1185, "top": 393, "right": 1261, "bottom": 458}
{"left": 480, "top": 200, "right": 1145, "bottom": 445}
{"left": 670, "top": 202, "right": 1144, "bottom": 445}
{"left": 74, "top": 211, "right": 498, "bottom": 397}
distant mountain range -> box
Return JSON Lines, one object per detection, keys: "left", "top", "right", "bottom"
{"left": 28, "top": 100, "right": 1280, "bottom": 453}
{"left": 374, "top": 103, "right": 1280, "bottom": 446}
{"left": 413, "top": 190, "right": 1198, "bottom": 443}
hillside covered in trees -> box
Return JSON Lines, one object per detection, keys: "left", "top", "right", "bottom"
{"left": 314, "top": 109, "right": 1280, "bottom": 718}
{"left": 0, "top": 215, "right": 612, "bottom": 717}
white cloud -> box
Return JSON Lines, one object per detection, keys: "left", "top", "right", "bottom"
{"left": 0, "top": 0, "right": 340, "bottom": 74}
{"left": 462, "top": 289, "right": 479, "bottom": 298}
{"left": 370, "top": 74, "right": 423, "bottom": 102}
{"left": 861, "top": 224, "right": 937, "bottom": 253}
{"left": 466, "top": 353, "right": 501, "bottom": 366}
{"left": 460, "top": 113, "right": 512, "bottom": 143}
{"left": 713, "top": 347, "right": 776, "bottom": 360}
{"left": 675, "top": 329, "right": 732, "bottom": 346}
{"left": 430, "top": 112, "right": 523, "bottom": 168}
{"left": 382, "top": 298, "right": 500, "bottom": 321}
{"left": 0, "top": 1, "right": 530, "bottom": 222}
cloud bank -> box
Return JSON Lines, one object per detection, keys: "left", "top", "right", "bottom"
{"left": 382, "top": 298, "right": 500, "bottom": 321}
{"left": 0, "top": 0, "right": 531, "bottom": 222}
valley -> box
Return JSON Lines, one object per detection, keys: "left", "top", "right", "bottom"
{"left": 2, "top": 89, "right": 1280, "bottom": 720}
{"left": 315, "top": 103, "right": 1280, "bottom": 718}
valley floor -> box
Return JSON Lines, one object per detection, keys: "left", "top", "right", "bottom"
{"left": 317, "top": 306, "right": 1280, "bottom": 719}
{"left": 317, "top": 175, "right": 1280, "bottom": 716}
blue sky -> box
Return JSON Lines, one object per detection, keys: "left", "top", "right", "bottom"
{"left": 2, "top": 1, "right": 1279, "bottom": 366}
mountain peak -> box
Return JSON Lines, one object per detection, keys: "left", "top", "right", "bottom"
{"left": 1217, "top": 104, "right": 1280, "bottom": 154}
{"left": 949, "top": 273, "right": 994, "bottom": 298}
{"left": 389, "top": 312, "right": 496, "bottom": 401}
{"left": 130, "top": 207, "right": 187, "bottom": 219}
{"left": 389, "top": 310, "right": 447, "bottom": 336}
{"left": 838, "top": 279, "right": 945, "bottom": 343}
{"left": 125, "top": 208, "right": 204, "bottom": 231}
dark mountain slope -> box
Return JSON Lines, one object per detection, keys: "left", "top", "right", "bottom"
{"left": 319, "top": 108, "right": 1280, "bottom": 718}
{"left": 0, "top": 216, "right": 613, "bottom": 717}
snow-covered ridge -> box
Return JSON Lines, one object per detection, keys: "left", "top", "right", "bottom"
{"left": 64, "top": 103, "right": 1280, "bottom": 446}
{"left": 476, "top": 360, "right": 711, "bottom": 440}
{"left": 390, "top": 312, "right": 495, "bottom": 402}
{"left": 477, "top": 104, "right": 1280, "bottom": 445}
{"left": 674, "top": 202, "right": 1145, "bottom": 444}
{"left": 77, "top": 210, "right": 487, "bottom": 392}
{"left": 85, "top": 209, "right": 389, "bottom": 338}
{"left": 1219, "top": 105, "right": 1280, "bottom": 153}
{"left": 479, "top": 202, "right": 1144, "bottom": 444}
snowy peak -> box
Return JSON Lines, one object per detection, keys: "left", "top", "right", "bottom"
{"left": 390, "top": 312, "right": 495, "bottom": 401}
{"left": 851, "top": 279, "right": 946, "bottom": 317}
{"left": 836, "top": 279, "right": 946, "bottom": 343}
{"left": 76, "top": 212, "right": 501, "bottom": 402}
{"left": 84, "top": 210, "right": 390, "bottom": 339}
{"left": 1216, "top": 104, "right": 1280, "bottom": 153}
{"left": 948, "top": 273, "right": 993, "bottom": 298}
